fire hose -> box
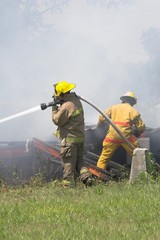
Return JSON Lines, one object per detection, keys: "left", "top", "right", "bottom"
{"left": 40, "top": 96, "right": 135, "bottom": 150}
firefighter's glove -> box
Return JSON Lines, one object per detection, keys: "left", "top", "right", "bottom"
{"left": 133, "top": 129, "right": 141, "bottom": 137}
{"left": 50, "top": 97, "right": 60, "bottom": 110}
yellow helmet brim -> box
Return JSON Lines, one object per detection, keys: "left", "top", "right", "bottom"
{"left": 63, "top": 83, "right": 76, "bottom": 94}
{"left": 53, "top": 82, "right": 76, "bottom": 97}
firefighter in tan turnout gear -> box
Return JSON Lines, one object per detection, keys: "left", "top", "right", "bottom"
{"left": 52, "top": 81, "right": 92, "bottom": 187}
{"left": 97, "top": 91, "right": 145, "bottom": 170}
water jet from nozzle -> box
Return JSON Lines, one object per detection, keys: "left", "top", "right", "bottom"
{"left": 0, "top": 105, "right": 41, "bottom": 124}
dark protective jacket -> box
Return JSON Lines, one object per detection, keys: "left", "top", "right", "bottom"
{"left": 99, "top": 102, "right": 145, "bottom": 142}
{"left": 52, "top": 92, "right": 85, "bottom": 143}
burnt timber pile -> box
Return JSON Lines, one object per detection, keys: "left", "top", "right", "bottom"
{"left": 0, "top": 124, "right": 159, "bottom": 184}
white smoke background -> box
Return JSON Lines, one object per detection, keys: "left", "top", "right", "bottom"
{"left": 0, "top": 0, "right": 160, "bottom": 141}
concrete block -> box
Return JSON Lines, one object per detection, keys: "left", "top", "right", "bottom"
{"left": 129, "top": 148, "right": 147, "bottom": 183}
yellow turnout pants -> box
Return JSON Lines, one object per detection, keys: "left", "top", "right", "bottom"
{"left": 97, "top": 139, "right": 138, "bottom": 170}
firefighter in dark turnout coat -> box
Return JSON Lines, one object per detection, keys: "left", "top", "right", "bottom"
{"left": 52, "top": 81, "right": 92, "bottom": 186}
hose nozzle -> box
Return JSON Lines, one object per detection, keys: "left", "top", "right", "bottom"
{"left": 40, "top": 103, "right": 48, "bottom": 110}
{"left": 40, "top": 101, "right": 56, "bottom": 110}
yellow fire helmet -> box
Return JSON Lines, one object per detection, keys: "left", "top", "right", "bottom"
{"left": 120, "top": 91, "right": 137, "bottom": 105}
{"left": 54, "top": 81, "right": 76, "bottom": 97}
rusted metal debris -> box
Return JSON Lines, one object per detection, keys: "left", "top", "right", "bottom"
{"left": 0, "top": 125, "right": 159, "bottom": 184}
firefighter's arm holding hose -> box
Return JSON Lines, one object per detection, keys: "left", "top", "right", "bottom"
{"left": 97, "top": 108, "right": 111, "bottom": 128}
{"left": 132, "top": 114, "right": 145, "bottom": 137}
{"left": 40, "top": 96, "right": 62, "bottom": 110}
{"left": 40, "top": 97, "right": 57, "bottom": 110}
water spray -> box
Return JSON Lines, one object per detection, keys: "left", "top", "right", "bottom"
{"left": 0, "top": 105, "right": 41, "bottom": 124}
{"left": 0, "top": 100, "right": 56, "bottom": 124}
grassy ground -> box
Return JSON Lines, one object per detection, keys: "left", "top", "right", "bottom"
{"left": 0, "top": 178, "right": 160, "bottom": 240}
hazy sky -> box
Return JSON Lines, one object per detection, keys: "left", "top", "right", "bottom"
{"left": 0, "top": 0, "right": 160, "bottom": 141}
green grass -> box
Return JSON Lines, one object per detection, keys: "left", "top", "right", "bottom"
{"left": 0, "top": 179, "right": 160, "bottom": 240}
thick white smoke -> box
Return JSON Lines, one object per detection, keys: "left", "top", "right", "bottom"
{"left": 0, "top": 0, "right": 160, "bottom": 141}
